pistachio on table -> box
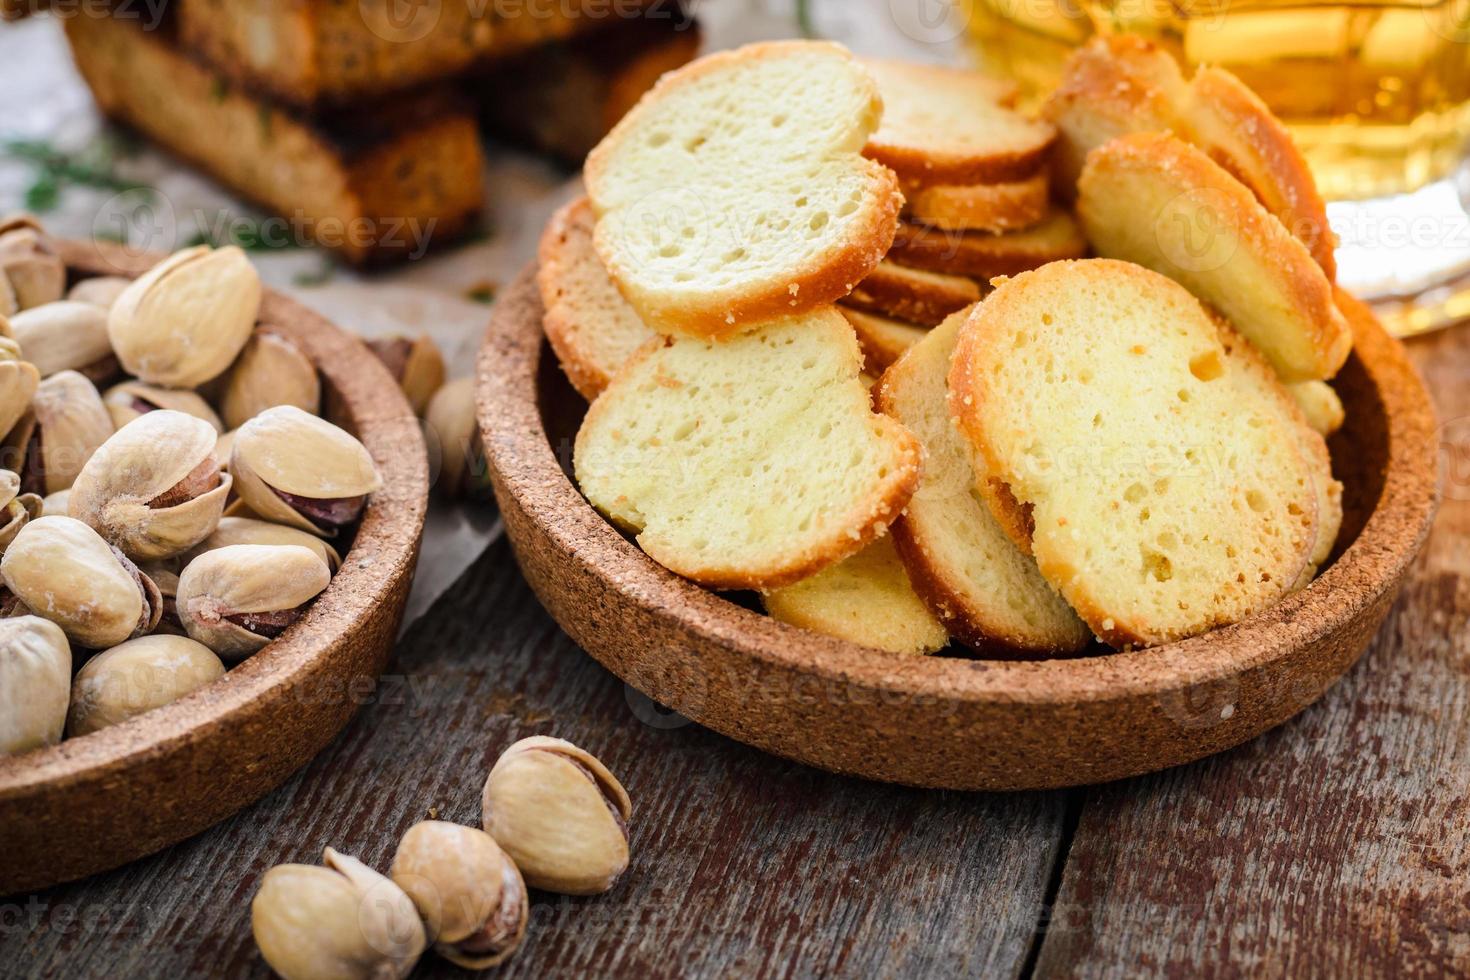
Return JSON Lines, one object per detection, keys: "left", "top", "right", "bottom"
{"left": 219, "top": 331, "right": 321, "bottom": 431}
{"left": 0, "top": 216, "right": 65, "bottom": 314}
{"left": 0, "top": 468, "right": 42, "bottom": 553}
{"left": 66, "top": 275, "right": 132, "bottom": 310}
{"left": 368, "top": 334, "right": 445, "bottom": 417}
{"left": 0, "top": 326, "right": 39, "bottom": 440}
{"left": 108, "top": 244, "right": 261, "bottom": 388}
{"left": 425, "top": 378, "right": 491, "bottom": 500}
{"left": 185, "top": 515, "right": 342, "bottom": 573}
{"left": 67, "top": 634, "right": 223, "bottom": 737}
{"left": 252, "top": 847, "right": 427, "bottom": 980}
{"left": 10, "top": 300, "right": 118, "bottom": 380}
{"left": 0, "top": 615, "right": 71, "bottom": 755}
{"left": 103, "top": 380, "right": 223, "bottom": 432}
{"left": 176, "top": 543, "right": 330, "bottom": 660}
{"left": 3, "top": 370, "right": 114, "bottom": 495}
{"left": 0, "top": 515, "right": 161, "bottom": 649}
{"left": 482, "top": 736, "right": 632, "bottom": 895}
{"left": 69, "top": 410, "right": 231, "bottom": 560}
{"left": 231, "top": 405, "right": 382, "bottom": 537}
{"left": 390, "top": 821, "right": 528, "bottom": 969}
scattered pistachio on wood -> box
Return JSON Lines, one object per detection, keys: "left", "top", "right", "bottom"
{"left": 425, "top": 378, "right": 491, "bottom": 500}
{"left": 176, "top": 543, "right": 330, "bottom": 660}
{"left": 0, "top": 615, "right": 70, "bottom": 755}
{"left": 219, "top": 331, "right": 321, "bottom": 430}
{"left": 66, "top": 634, "right": 224, "bottom": 737}
{"left": 368, "top": 334, "right": 445, "bottom": 417}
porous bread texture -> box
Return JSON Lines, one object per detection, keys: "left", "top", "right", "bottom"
{"left": 888, "top": 209, "right": 1087, "bottom": 279}
{"left": 948, "top": 259, "right": 1319, "bottom": 648}
{"left": 903, "top": 172, "right": 1050, "bottom": 233}
{"left": 847, "top": 260, "right": 982, "bottom": 326}
{"left": 574, "top": 308, "right": 922, "bottom": 590}
{"left": 762, "top": 534, "right": 948, "bottom": 656}
{"left": 838, "top": 307, "right": 929, "bottom": 373}
{"left": 862, "top": 58, "right": 1053, "bottom": 185}
{"left": 876, "top": 307, "right": 1091, "bottom": 654}
{"left": 1044, "top": 34, "right": 1336, "bottom": 278}
{"left": 1288, "top": 380, "right": 1345, "bottom": 437}
{"left": 584, "top": 41, "right": 903, "bottom": 336}
{"left": 538, "top": 196, "right": 656, "bottom": 400}
{"left": 1077, "top": 133, "right": 1351, "bottom": 383}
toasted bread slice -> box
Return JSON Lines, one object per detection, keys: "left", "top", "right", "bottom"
{"left": 1044, "top": 35, "right": 1335, "bottom": 278}
{"left": 1078, "top": 133, "right": 1350, "bottom": 382}
{"left": 585, "top": 41, "right": 903, "bottom": 336}
{"left": 846, "top": 260, "right": 982, "bottom": 326}
{"left": 537, "top": 197, "right": 656, "bottom": 400}
{"left": 888, "top": 210, "right": 1087, "bottom": 279}
{"left": 762, "top": 534, "right": 948, "bottom": 655}
{"left": 876, "top": 308, "right": 1091, "bottom": 654}
{"left": 862, "top": 59, "right": 1054, "bottom": 185}
{"left": 1288, "top": 380, "right": 1345, "bottom": 437}
{"left": 903, "top": 172, "right": 1050, "bottom": 233}
{"left": 838, "top": 307, "right": 929, "bottom": 373}
{"left": 574, "top": 308, "right": 921, "bottom": 590}
{"left": 948, "top": 260, "right": 1319, "bottom": 648}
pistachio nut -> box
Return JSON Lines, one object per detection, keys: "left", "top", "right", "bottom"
{"left": 176, "top": 543, "right": 330, "bottom": 660}
{"left": 0, "top": 515, "right": 161, "bottom": 648}
{"left": 10, "top": 300, "right": 118, "bottom": 380}
{"left": 0, "top": 331, "right": 39, "bottom": 440}
{"left": 219, "top": 331, "right": 321, "bottom": 430}
{"left": 425, "top": 378, "right": 491, "bottom": 500}
{"left": 0, "top": 468, "right": 42, "bottom": 553}
{"left": 2, "top": 370, "right": 114, "bottom": 495}
{"left": 139, "top": 559, "right": 185, "bottom": 635}
{"left": 215, "top": 429, "right": 237, "bottom": 472}
{"left": 66, "top": 275, "right": 132, "bottom": 310}
{"left": 481, "top": 736, "right": 632, "bottom": 895}
{"left": 69, "top": 410, "right": 231, "bottom": 560}
{"left": 390, "top": 821, "right": 528, "bottom": 969}
{"left": 185, "top": 516, "right": 342, "bottom": 572}
{"left": 40, "top": 488, "right": 68, "bottom": 517}
{"left": 252, "top": 847, "right": 427, "bottom": 980}
{"left": 66, "top": 634, "right": 224, "bottom": 737}
{"left": 0, "top": 615, "right": 71, "bottom": 755}
{"left": 0, "top": 218, "right": 65, "bottom": 312}
{"left": 108, "top": 244, "right": 261, "bottom": 387}
{"left": 369, "top": 334, "right": 445, "bottom": 417}
{"left": 103, "top": 380, "right": 224, "bottom": 432}
{"left": 231, "top": 406, "right": 382, "bottom": 537}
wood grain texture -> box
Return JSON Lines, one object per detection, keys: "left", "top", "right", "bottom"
{"left": 2, "top": 538, "right": 1067, "bottom": 978}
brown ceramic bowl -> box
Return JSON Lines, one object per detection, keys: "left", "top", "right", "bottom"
{"left": 0, "top": 240, "right": 428, "bottom": 894}
{"left": 477, "top": 266, "right": 1439, "bottom": 791}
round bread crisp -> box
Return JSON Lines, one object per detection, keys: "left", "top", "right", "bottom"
{"left": 903, "top": 172, "right": 1050, "bottom": 234}
{"left": 948, "top": 259, "right": 1319, "bottom": 648}
{"left": 846, "top": 260, "right": 981, "bottom": 326}
{"left": 887, "top": 209, "right": 1087, "bottom": 280}
{"left": 838, "top": 306, "right": 928, "bottom": 373}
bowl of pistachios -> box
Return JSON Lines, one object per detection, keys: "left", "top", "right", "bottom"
{"left": 0, "top": 219, "right": 428, "bottom": 894}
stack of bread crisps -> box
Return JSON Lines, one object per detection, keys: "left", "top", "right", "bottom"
{"left": 543, "top": 36, "right": 1352, "bottom": 656}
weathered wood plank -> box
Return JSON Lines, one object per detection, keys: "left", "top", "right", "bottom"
{"left": 5, "top": 538, "right": 1067, "bottom": 979}
{"left": 1034, "top": 328, "right": 1470, "bottom": 979}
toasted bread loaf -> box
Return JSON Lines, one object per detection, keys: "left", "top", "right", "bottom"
{"left": 1077, "top": 133, "right": 1350, "bottom": 382}
{"left": 876, "top": 308, "right": 1091, "bottom": 654}
{"left": 574, "top": 308, "right": 922, "bottom": 590}
{"left": 846, "top": 260, "right": 982, "bottom": 326}
{"left": 762, "top": 534, "right": 948, "bottom": 655}
{"left": 1045, "top": 35, "right": 1335, "bottom": 278}
{"left": 862, "top": 59, "right": 1053, "bottom": 185}
{"left": 65, "top": 14, "right": 483, "bottom": 265}
{"left": 838, "top": 307, "right": 928, "bottom": 373}
{"left": 888, "top": 210, "right": 1087, "bottom": 279}
{"left": 585, "top": 41, "right": 903, "bottom": 336}
{"left": 1288, "top": 380, "right": 1346, "bottom": 437}
{"left": 948, "top": 260, "right": 1319, "bottom": 647}
{"left": 538, "top": 198, "right": 656, "bottom": 401}
{"left": 903, "top": 173, "right": 1050, "bottom": 233}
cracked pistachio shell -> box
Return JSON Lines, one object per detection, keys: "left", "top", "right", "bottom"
{"left": 390, "top": 821, "right": 528, "bottom": 969}
{"left": 103, "top": 381, "right": 223, "bottom": 432}
{"left": 220, "top": 332, "right": 321, "bottom": 431}
{"left": 0, "top": 221, "right": 65, "bottom": 311}
{"left": 0, "top": 341, "right": 39, "bottom": 442}
{"left": 66, "top": 634, "right": 224, "bottom": 736}
{"left": 3, "top": 371, "right": 114, "bottom": 495}
{"left": 231, "top": 406, "right": 382, "bottom": 537}
{"left": 0, "top": 615, "right": 71, "bottom": 755}
{"left": 176, "top": 543, "right": 330, "bottom": 660}
{"left": 0, "top": 515, "right": 160, "bottom": 648}
{"left": 66, "top": 275, "right": 132, "bottom": 310}
{"left": 0, "top": 470, "right": 42, "bottom": 553}
{"left": 11, "top": 301, "right": 115, "bottom": 378}
{"left": 252, "top": 847, "right": 427, "bottom": 980}
{"left": 369, "top": 334, "right": 445, "bottom": 417}
{"left": 482, "top": 736, "right": 632, "bottom": 895}
{"left": 425, "top": 378, "right": 489, "bottom": 500}
{"left": 108, "top": 244, "right": 261, "bottom": 387}
{"left": 69, "top": 410, "right": 231, "bottom": 560}
{"left": 184, "top": 516, "right": 341, "bottom": 572}
{"left": 139, "top": 559, "right": 185, "bottom": 635}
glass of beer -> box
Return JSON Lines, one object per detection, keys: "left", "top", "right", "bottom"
{"left": 965, "top": 0, "right": 1470, "bottom": 335}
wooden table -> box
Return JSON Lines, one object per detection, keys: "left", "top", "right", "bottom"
{"left": 5, "top": 330, "right": 1467, "bottom": 978}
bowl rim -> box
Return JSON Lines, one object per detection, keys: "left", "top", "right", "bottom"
{"left": 478, "top": 264, "right": 1440, "bottom": 708}
{"left": 0, "top": 238, "right": 429, "bottom": 794}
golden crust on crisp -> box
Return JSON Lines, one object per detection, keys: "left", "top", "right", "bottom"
{"left": 903, "top": 173, "right": 1050, "bottom": 233}
{"left": 846, "top": 260, "right": 982, "bottom": 327}
{"left": 838, "top": 306, "right": 929, "bottom": 373}
{"left": 888, "top": 209, "right": 1088, "bottom": 280}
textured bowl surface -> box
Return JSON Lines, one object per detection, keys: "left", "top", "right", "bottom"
{"left": 0, "top": 240, "right": 428, "bottom": 894}
{"left": 477, "top": 264, "right": 1439, "bottom": 791}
